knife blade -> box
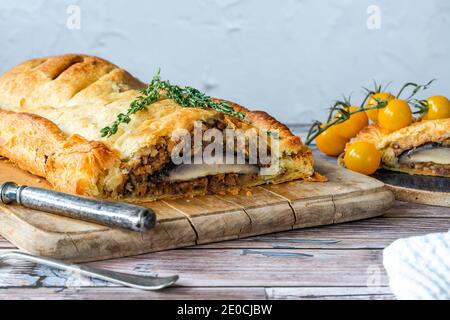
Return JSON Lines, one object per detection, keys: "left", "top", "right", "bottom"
{"left": 0, "top": 182, "right": 156, "bottom": 232}
{"left": 372, "top": 169, "right": 450, "bottom": 193}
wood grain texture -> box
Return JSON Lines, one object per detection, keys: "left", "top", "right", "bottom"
{"left": 0, "top": 201, "right": 446, "bottom": 300}
{"left": 0, "top": 286, "right": 395, "bottom": 300}
{"left": 0, "top": 158, "right": 394, "bottom": 262}
{"left": 0, "top": 287, "right": 267, "bottom": 300}
{"left": 193, "top": 217, "right": 450, "bottom": 249}
{"left": 385, "top": 184, "right": 450, "bottom": 208}
{"left": 2, "top": 216, "right": 448, "bottom": 251}
{"left": 266, "top": 287, "right": 394, "bottom": 300}
{"left": 383, "top": 201, "right": 450, "bottom": 218}
{"left": 0, "top": 248, "right": 387, "bottom": 287}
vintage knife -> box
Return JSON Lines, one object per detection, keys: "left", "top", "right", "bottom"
{"left": 0, "top": 250, "right": 178, "bottom": 290}
{"left": 0, "top": 182, "right": 156, "bottom": 232}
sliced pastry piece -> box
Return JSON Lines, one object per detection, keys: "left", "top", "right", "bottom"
{"left": 0, "top": 54, "right": 323, "bottom": 201}
{"left": 350, "top": 118, "right": 450, "bottom": 177}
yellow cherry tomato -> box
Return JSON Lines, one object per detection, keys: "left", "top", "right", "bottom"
{"left": 315, "top": 125, "right": 349, "bottom": 157}
{"left": 365, "top": 92, "right": 395, "bottom": 122}
{"left": 422, "top": 95, "right": 450, "bottom": 120}
{"left": 344, "top": 142, "right": 381, "bottom": 175}
{"left": 378, "top": 99, "right": 413, "bottom": 132}
{"left": 335, "top": 106, "right": 369, "bottom": 139}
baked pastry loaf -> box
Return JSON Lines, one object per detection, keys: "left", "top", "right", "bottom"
{"left": 350, "top": 119, "right": 450, "bottom": 177}
{"left": 0, "top": 54, "right": 322, "bottom": 201}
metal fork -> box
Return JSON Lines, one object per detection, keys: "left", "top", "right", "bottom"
{"left": 0, "top": 250, "right": 179, "bottom": 290}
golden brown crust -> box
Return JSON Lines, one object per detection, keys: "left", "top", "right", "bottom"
{"left": 0, "top": 110, "right": 124, "bottom": 196}
{"left": 350, "top": 118, "right": 450, "bottom": 176}
{"left": 225, "top": 100, "right": 306, "bottom": 154}
{"left": 0, "top": 54, "right": 317, "bottom": 199}
{"left": 213, "top": 100, "right": 313, "bottom": 168}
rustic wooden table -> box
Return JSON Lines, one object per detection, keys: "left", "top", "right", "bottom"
{"left": 0, "top": 125, "right": 449, "bottom": 300}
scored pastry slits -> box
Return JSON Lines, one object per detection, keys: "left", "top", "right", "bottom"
{"left": 351, "top": 119, "right": 450, "bottom": 177}
{"left": 0, "top": 54, "right": 319, "bottom": 201}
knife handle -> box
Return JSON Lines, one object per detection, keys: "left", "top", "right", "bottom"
{"left": 0, "top": 182, "right": 156, "bottom": 232}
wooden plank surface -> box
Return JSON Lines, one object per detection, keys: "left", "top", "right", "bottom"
{"left": 0, "top": 248, "right": 387, "bottom": 287}
{"left": 0, "top": 157, "right": 394, "bottom": 262}
{"left": 0, "top": 199, "right": 448, "bottom": 299}
{"left": 0, "top": 287, "right": 267, "bottom": 300}
{"left": 383, "top": 201, "right": 450, "bottom": 218}
{"left": 266, "top": 287, "right": 395, "bottom": 300}
{"left": 193, "top": 217, "right": 450, "bottom": 249}
{"left": 0, "top": 287, "right": 395, "bottom": 300}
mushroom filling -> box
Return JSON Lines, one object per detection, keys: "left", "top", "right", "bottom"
{"left": 168, "top": 163, "right": 259, "bottom": 182}
{"left": 123, "top": 135, "right": 274, "bottom": 197}
{"left": 125, "top": 160, "right": 264, "bottom": 197}
{"left": 399, "top": 143, "right": 450, "bottom": 165}
{"left": 396, "top": 143, "right": 450, "bottom": 176}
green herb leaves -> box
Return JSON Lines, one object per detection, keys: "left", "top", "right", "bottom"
{"left": 101, "top": 70, "right": 245, "bottom": 138}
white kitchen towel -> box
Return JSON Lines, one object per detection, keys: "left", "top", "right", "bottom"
{"left": 383, "top": 230, "right": 450, "bottom": 300}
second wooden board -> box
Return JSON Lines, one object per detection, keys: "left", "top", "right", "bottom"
{"left": 0, "top": 159, "right": 394, "bottom": 262}
{"left": 373, "top": 170, "right": 450, "bottom": 207}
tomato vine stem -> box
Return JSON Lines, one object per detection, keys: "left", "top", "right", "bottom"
{"left": 305, "top": 80, "right": 434, "bottom": 146}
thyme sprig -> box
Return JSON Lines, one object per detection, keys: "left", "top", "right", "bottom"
{"left": 305, "top": 80, "right": 434, "bottom": 145}
{"left": 101, "top": 69, "right": 245, "bottom": 138}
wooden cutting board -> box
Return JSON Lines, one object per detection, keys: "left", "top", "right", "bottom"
{"left": 0, "top": 159, "right": 394, "bottom": 262}
{"left": 373, "top": 170, "right": 450, "bottom": 207}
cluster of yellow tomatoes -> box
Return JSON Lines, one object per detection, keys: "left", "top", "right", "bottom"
{"left": 315, "top": 92, "right": 450, "bottom": 175}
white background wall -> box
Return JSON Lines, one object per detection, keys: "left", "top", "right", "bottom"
{"left": 0, "top": 0, "right": 449, "bottom": 124}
